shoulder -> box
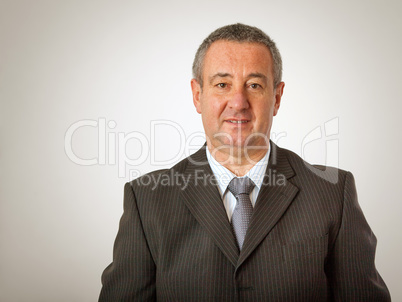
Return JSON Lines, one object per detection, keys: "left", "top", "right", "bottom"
{"left": 276, "top": 144, "right": 350, "bottom": 190}
{"left": 275, "top": 145, "right": 356, "bottom": 221}
{"left": 128, "top": 144, "right": 209, "bottom": 191}
{"left": 126, "top": 152, "right": 193, "bottom": 196}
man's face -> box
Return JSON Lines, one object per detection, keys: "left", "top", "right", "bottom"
{"left": 191, "top": 40, "right": 284, "bottom": 156}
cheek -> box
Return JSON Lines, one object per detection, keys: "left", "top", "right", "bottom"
{"left": 255, "top": 101, "right": 272, "bottom": 117}
{"left": 202, "top": 96, "right": 226, "bottom": 118}
{"left": 200, "top": 99, "right": 217, "bottom": 130}
{"left": 254, "top": 100, "right": 275, "bottom": 129}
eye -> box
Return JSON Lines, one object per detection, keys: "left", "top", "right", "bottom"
{"left": 250, "top": 83, "right": 261, "bottom": 89}
{"left": 217, "top": 83, "right": 227, "bottom": 88}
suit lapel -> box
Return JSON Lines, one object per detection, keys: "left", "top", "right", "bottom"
{"left": 179, "top": 143, "right": 299, "bottom": 268}
{"left": 237, "top": 142, "right": 299, "bottom": 268}
{"left": 179, "top": 146, "right": 239, "bottom": 267}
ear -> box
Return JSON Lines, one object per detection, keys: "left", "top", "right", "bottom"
{"left": 273, "top": 82, "right": 285, "bottom": 116}
{"left": 191, "top": 79, "right": 202, "bottom": 114}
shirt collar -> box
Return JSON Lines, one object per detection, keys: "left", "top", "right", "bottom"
{"left": 206, "top": 144, "right": 270, "bottom": 197}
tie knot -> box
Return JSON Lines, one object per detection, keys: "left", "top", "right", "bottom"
{"left": 228, "top": 176, "right": 255, "bottom": 198}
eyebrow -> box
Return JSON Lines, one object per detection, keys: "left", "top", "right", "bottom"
{"left": 208, "top": 72, "right": 268, "bottom": 84}
{"left": 247, "top": 73, "right": 268, "bottom": 81}
{"left": 209, "top": 73, "right": 232, "bottom": 84}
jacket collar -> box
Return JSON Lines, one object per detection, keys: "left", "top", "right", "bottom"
{"left": 179, "top": 142, "right": 299, "bottom": 268}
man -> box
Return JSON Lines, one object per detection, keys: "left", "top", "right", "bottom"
{"left": 99, "top": 23, "right": 390, "bottom": 301}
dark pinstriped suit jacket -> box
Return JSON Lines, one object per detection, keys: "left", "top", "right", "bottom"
{"left": 99, "top": 142, "right": 390, "bottom": 301}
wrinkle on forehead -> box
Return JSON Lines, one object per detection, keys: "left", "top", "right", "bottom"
{"left": 203, "top": 41, "right": 274, "bottom": 84}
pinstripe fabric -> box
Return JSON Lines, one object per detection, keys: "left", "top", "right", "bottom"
{"left": 99, "top": 142, "right": 390, "bottom": 302}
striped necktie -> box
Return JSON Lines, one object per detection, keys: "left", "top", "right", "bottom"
{"left": 228, "top": 177, "right": 255, "bottom": 250}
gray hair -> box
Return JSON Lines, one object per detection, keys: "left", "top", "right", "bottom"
{"left": 192, "top": 23, "right": 283, "bottom": 88}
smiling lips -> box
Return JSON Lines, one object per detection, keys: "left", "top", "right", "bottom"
{"left": 225, "top": 119, "right": 250, "bottom": 124}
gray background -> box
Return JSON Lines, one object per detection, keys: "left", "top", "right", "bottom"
{"left": 1, "top": 0, "right": 401, "bottom": 301}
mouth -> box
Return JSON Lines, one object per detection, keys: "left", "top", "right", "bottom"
{"left": 225, "top": 120, "right": 250, "bottom": 124}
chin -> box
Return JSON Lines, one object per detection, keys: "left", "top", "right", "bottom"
{"left": 224, "top": 140, "right": 250, "bottom": 151}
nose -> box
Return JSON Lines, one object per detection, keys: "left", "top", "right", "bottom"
{"left": 228, "top": 87, "right": 249, "bottom": 111}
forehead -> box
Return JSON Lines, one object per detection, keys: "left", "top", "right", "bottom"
{"left": 203, "top": 40, "right": 273, "bottom": 77}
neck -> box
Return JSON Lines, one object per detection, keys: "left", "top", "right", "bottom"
{"left": 207, "top": 143, "right": 269, "bottom": 177}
